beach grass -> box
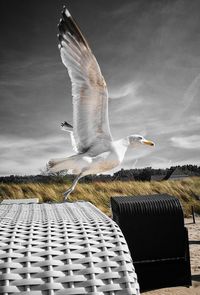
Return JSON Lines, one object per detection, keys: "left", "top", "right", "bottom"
{"left": 0, "top": 177, "right": 200, "bottom": 217}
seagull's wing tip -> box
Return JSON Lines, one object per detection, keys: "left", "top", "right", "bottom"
{"left": 63, "top": 8, "right": 71, "bottom": 18}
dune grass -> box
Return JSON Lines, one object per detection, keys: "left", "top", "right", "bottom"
{"left": 0, "top": 177, "right": 200, "bottom": 217}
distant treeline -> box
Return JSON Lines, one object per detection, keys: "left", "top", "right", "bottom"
{"left": 0, "top": 165, "right": 200, "bottom": 184}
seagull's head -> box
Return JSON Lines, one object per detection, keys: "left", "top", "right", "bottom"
{"left": 128, "top": 135, "right": 155, "bottom": 148}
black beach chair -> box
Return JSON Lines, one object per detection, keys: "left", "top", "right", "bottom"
{"left": 111, "top": 194, "right": 191, "bottom": 292}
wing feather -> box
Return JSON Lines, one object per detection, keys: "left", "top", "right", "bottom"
{"left": 58, "top": 7, "right": 112, "bottom": 153}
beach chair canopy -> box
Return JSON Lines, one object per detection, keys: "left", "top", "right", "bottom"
{"left": 111, "top": 194, "right": 191, "bottom": 292}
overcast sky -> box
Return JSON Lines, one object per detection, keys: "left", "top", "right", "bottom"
{"left": 0, "top": 0, "right": 200, "bottom": 176}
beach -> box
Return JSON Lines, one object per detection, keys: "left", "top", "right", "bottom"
{"left": 143, "top": 217, "right": 200, "bottom": 295}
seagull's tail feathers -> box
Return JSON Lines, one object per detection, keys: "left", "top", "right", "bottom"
{"left": 47, "top": 156, "right": 75, "bottom": 173}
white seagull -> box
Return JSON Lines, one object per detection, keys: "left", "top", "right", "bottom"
{"left": 48, "top": 7, "right": 155, "bottom": 200}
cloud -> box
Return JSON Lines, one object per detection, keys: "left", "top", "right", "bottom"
{"left": 109, "top": 82, "right": 140, "bottom": 99}
{"left": 181, "top": 72, "right": 200, "bottom": 114}
{"left": 108, "top": 82, "right": 143, "bottom": 119}
{"left": 0, "top": 135, "right": 73, "bottom": 176}
{"left": 171, "top": 135, "right": 200, "bottom": 149}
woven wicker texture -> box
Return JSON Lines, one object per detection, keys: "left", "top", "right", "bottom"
{"left": 0, "top": 201, "right": 139, "bottom": 295}
{"left": 1, "top": 198, "right": 39, "bottom": 204}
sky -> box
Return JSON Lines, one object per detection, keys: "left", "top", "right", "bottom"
{"left": 0, "top": 0, "right": 200, "bottom": 176}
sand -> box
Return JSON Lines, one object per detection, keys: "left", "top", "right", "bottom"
{"left": 143, "top": 217, "right": 200, "bottom": 295}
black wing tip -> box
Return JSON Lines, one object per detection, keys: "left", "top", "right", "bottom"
{"left": 58, "top": 6, "right": 90, "bottom": 51}
{"left": 58, "top": 19, "right": 67, "bottom": 33}
{"left": 57, "top": 34, "right": 69, "bottom": 48}
{"left": 58, "top": 34, "right": 63, "bottom": 43}
{"left": 62, "top": 7, "right": 71, "bottom": 18}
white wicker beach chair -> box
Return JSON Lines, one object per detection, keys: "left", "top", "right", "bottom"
{"left": 0, "top": 200, "right": 139, "bottom": 295}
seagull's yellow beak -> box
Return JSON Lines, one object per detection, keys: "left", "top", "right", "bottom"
{"left": 142, "top": 139, "right": 155, "bottom": 146}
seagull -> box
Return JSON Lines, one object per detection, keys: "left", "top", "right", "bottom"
{"left": 48, "top": 7, "right": 155, "bottom": 200}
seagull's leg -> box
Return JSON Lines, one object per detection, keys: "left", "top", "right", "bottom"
{"left": 63, "top": 172, "right": 83, "bottom": 201}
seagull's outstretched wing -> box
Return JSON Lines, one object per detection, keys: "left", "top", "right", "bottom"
{"left": 58, "top": 7, "right": 112, "bottom": 153}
